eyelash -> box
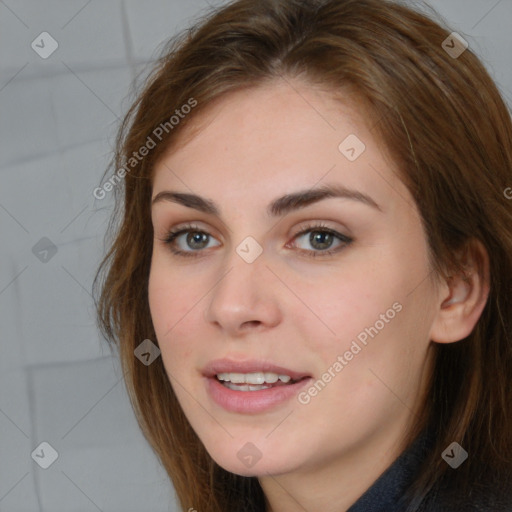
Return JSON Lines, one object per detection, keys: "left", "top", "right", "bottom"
{"left": 161, "top": 222, "right": 353, "bottom": 260}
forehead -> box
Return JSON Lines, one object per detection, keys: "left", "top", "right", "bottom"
{"left": 152, "top": 80, "right": 408, "bottom": 214}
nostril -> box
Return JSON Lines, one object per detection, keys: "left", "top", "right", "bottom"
{"left": 242, "top": 320, "right": 261, "bottom": 328}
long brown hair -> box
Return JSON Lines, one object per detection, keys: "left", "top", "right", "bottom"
{"left": 93, "top": 0, "right": 512, "bottom": 509}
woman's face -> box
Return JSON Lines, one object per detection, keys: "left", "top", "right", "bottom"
{"left": 149, "top": 80, "right": 441, "bottom": 478}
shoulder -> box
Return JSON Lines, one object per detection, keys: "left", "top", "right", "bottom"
{"left": 417, "top": 476, "right": 512, "bottom": 512}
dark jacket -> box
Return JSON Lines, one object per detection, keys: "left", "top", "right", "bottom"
{"left": 346, "top": 427, "right": 512, "bottom": 512}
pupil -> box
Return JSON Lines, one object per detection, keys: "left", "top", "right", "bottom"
{"left": 311, "top": 231, "right": 332, "bottom": 250}
{"left": 188, "top": 232, "right": 207, "bottom": 249}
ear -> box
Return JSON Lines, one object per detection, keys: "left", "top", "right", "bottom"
{"left": 430, "top": 239, "right": 490, "bottom": 344}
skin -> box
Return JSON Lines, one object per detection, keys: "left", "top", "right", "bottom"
{"left": 148, "top": 79, "right": 489, "bottom": 512}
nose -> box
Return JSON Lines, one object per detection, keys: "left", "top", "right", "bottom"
{"left": 203, "top": 246, "right": 283, "bottom": 336}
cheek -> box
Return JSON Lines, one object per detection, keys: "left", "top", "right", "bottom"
{"left": 289, "top": 245, "right": 432, "bottom": 384}
{"left": 291, "top": 260, "right": 399, "bottom": 347}
{"left": 148, "top": 259, "right": 202, "bottom": 366}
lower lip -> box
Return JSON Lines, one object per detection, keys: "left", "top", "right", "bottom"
{"left": 205, "top": 376, "right": 312, "bottom": 414}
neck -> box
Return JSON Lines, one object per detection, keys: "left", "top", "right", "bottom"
{"left": 260, "top": 415, "right": 416, "bottom": 512}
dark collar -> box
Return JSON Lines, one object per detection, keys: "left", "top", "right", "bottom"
{"left": 347, "top": 427, "right": 435, "bottom": 512}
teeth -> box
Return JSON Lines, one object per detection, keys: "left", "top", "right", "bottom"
{"left": 222, "top": 382, "right": 273, "bottom": 391}
{"left": 263, "top": 372, "right": 279, "bottom": 383}
{"left": 216, "top": 371, "right": 293, "bottom": 384}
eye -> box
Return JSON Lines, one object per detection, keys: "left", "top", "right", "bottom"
{"left": 161, "top": 223, "right": 220, "bottom": 258}
{"left": 289, "top": 222, "right": 353, "bottom": 258}
{"left": 159, "top": 222, "right": 353, "bottom": 259}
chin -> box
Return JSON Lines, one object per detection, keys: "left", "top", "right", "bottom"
{"left": 207, "top": 445, "right": 299, "bottom": 478}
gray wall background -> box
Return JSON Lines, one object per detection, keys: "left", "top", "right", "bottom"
{"left": 1, "top": 1, "right": 511, "bottom": 511}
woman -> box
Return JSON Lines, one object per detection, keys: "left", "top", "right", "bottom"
{"left": 94, "top": 0, "right": 512, "bottom": 510}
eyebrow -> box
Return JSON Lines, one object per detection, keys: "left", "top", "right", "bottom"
{"left": 151, "top": 183, "right": 382, "bottom": 217}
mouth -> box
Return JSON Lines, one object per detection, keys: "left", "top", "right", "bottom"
{"left": 202, "top": 358, "right": 311, "bottom": 381}
{"left": 214, "top": 372, "right": 309, "bottom": 391}
{"left": 202, "top": 358, "right": 313, "bottom": 413}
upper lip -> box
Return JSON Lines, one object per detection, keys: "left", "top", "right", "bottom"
{"left": 202, "top": 358, "right": 311, "bottom": 381}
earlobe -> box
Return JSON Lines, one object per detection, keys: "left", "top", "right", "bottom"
{"left": 430, "top": 240, "right": 490, "bottom": 344}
